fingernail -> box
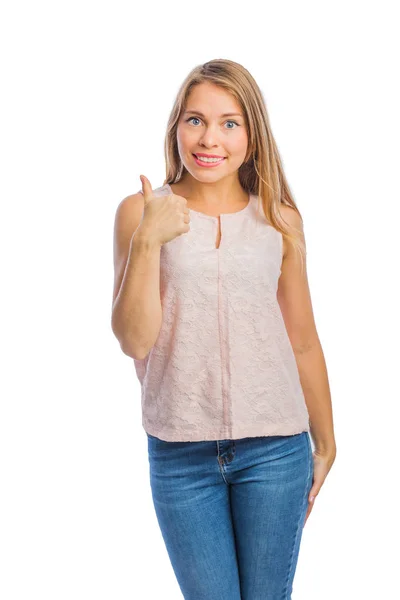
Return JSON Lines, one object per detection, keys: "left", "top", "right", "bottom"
{"left": 310, "top": 496, "right": 315, "bottom": 502}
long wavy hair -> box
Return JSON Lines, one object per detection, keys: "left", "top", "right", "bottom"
{"left": 163, "top": 58, "right": 306, "bottom": 271}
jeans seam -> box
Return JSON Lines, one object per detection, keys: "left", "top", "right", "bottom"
{"left": 282, "top": 432, "right": 312, "bottom": 599}
{"left": 216, "top": 441, "right": 230, "bottom": 485}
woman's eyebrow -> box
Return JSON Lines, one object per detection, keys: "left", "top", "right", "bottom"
{"left": 183, "top": 110, "right": 243, "bottom": 118}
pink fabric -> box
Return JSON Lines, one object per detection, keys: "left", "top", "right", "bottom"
{"left": 133, "top": 184, "right": 310, "bottom": 441}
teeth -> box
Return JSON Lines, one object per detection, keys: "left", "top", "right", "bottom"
{"left": 196, "top": 155, "right": 225, "bottom": 163}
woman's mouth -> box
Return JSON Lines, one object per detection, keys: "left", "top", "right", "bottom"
{"left": 192, "top": 154, "right": 226, "bottom": 167}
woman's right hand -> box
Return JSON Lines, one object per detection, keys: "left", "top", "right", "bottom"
{"left": 138, "top": 175, "right": 191, "bottom": 246}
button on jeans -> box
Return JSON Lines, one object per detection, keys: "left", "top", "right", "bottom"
{"left": 146, "top": 431, "right": 313, "bottom": 600}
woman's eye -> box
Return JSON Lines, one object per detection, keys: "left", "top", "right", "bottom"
{"left": 187, "top": 117, "right": 201, "bottom": 126}
{"left": 186, "top": 117, "right": 239, "bottom": 129}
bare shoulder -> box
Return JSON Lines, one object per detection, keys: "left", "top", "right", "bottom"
{"left": 113, "top": 190, "right": 146, "bottom": 246}
{"left": 115, "top": 191, "right": 145, "bottom": 222}
{"left": 278, "top": 204, "right": 305, "bottom": 260}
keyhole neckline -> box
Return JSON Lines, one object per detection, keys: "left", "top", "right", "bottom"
{"left": 165, "top": 183, "right": 253, "bottom": 221}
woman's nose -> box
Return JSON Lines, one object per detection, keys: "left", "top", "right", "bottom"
{"left": 198, "top": 127, "right": 219, "bottom": 147}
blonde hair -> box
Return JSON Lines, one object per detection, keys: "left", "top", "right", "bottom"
{"left": 163, "top": 58, "right": 306, "bottom": 271}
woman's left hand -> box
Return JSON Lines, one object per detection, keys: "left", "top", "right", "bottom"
{"left": 303, "top": 448, "right": 336, "bottom": 527}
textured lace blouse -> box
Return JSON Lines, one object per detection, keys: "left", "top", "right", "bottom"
{"left": 133, "top": 183, "right": 310, "bottom": 442}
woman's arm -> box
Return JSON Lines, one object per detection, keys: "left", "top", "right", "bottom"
{"left": 277, "top": 206, "right": 336, "bottom": 457}
{"left": 293, "top": 339, "right": 336, "bottom": 457}
{"left": 111, "top": 193, "right": 162, "bottom": 360}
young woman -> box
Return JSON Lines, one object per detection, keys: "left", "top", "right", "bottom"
{"left": 112, "top": 58, "right": 336, "bottom": 599}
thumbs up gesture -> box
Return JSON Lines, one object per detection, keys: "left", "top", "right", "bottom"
{"left": 138, "top": 175, "right": 191, "bottom": 246}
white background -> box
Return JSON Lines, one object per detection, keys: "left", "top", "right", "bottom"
{"left": 1, "top": 0, "right": 399, "bottom": 598}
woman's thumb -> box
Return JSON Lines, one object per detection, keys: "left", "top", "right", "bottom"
{"left": 140, "top": 175, "right": 153, "bottom": 203}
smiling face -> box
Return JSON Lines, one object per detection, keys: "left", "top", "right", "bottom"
{"left": 176, "top": 82, "right": 249, "bottom": 183}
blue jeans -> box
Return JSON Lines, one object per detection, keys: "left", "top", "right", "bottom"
{"left": 146, "top": 431, "right": 314, "bottom": 599}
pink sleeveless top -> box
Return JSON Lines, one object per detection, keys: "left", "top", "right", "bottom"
{"left": 133, "top": 183, "right": 310, "bottom": 442}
